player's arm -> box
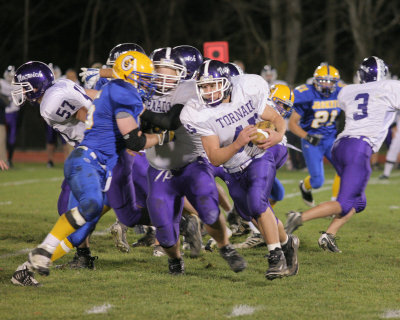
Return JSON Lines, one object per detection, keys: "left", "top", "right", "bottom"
{"left": 201, "top": 126, "right": 257, "bottom": 167}
{"left": 289, "top": 111, "right": 321, "bottom": 146}
{"left": 84, "top": 89, "right": 98, "bottom": 101}
{"left": 140, "top": 104, "right": 184, "bottom": 131}
{"left": 116, "top": 112, "right": 173, "bottom": 152}
{"left": 258, "top": 104, "right": 286, "bottom": 149}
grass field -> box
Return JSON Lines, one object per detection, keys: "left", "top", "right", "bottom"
{"left": 0, "top": 163, "right": 399, "bottom": 320}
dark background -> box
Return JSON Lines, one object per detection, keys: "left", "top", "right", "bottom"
{"left": 1, "top": 0, "right": 400, "bottom": 149}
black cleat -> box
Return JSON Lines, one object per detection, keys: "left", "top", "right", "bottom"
{"left": 318, "top": 231, "right": 342, "bottom": 253}
{"left": 265, "top": 248, "right": 289, "bottom": 280}
{"left": 131, "top": 227, "right": 156, "bottom": 247}
{"left": 299, "top": 180, "right": 315, "bottom": 207}
{"left": 284, "top": 211, "right": 303, "bottom": 234}
{"left": 282, "top": 235, "right": 300, "bottom": 276}
{"left": 168, "top": 257, "right": 185, "bottom": 275}
{"left": 219, "top": 244, "right": 247, "bottom": 273}
{"left": 180, "top": 214, "right": 202, "bottom": 258}
{"left": 11, "top": 262, "right": 41, "bottom": 287}
{"left": 56, "top": 252, "right": 98, "bottom": 270}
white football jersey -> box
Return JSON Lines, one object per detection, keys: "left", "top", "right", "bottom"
{"left": 144, "top": 80, "right": 203, "bottom": 170}
{"left": 40, "top": 79, "right": 92, "bottom": 146}
{"left": 180, "top": 74, "right": 270, "bottom": 172}
{"left": 337, "top": 79, "right": 400, "bottom": 152}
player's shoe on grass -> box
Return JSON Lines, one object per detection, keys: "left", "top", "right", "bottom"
{"left": 219, "top": 244, "right": 247, "bottom": 273}
{"left": 299, "top": 180, "right": 315, "bottom": 207}
{"left": 284, "top": 211, "right": 303, "bottom": 234}
{"left": 11, "top": 262, "right": 41, "bottom": 287}
{"left": 56, "top": 250, "right": 98, "bottom": 269}
{"left": 180, "top": 214, "right": 202, "bottom": 258}
{"left": 168, "top": 257, "right": 185, "bottom": 275}
{"left": 205, "top": 238, "right": 217, "bottom": 252}
{"left": 282, "top": 234, "right": 300, "bottom": 276}
{"left": 378, "top": 174, "right": 389, "bottom": 180}
{"left": 318, "top": 232, "right": 342, "bottom": 253}
{"left": 28, "top": 244, "right": 53, "bottom": 276}
{"left": 153, "top": 245, "right": 166, "bottom": 257}
{"left": 110, "top": 220, "right": 130, "bottom": 253}
{"left": 233, "top": 232, "right": 266, "bottom": 249}
{"left": 131, "top": 227, "right": 156, "bottom": 248}
{"left": 265, "top": 248, "right": 289, "bottom": 280}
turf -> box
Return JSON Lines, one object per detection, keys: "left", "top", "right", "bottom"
{"left": 0, "top": 163, "right": 399, "bottom": 319}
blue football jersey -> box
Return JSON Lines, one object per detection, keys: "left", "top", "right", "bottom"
{"left": 94, "top": 77, "right": 110, "bottom": 90}
{"left": 80, "top": 79, "right": 143, "bottom": 169}
{"left": 293, "top": 84, "right": 342, "bottom": 137}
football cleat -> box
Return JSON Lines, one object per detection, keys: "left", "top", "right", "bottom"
{"left": 110, "top": 220, "right": 130, "bottom": 253}
{"left": 55, "top": 251, "right": 98, "bottom": 269}
{"left": 299, "top": 180, "right": 315, "bottom": 207}
{"left": 180, "top": 214, "right": 202, "bottom": 258}
{"left": 205, "top": 238, "right": 217, "bottom": 252}
{"left": 378, "top": 174, "right": 389, "bottom": 180}
{"left": 318, "top": 231, "right": 342, "bottom": 253}
{"left": 168, "top": 257, "right": 185, "bottom": 275}
{"left": 233, "top": 232, "right": 266, "bottom": 249}
{"left": 28, "top": 244, "right": 53, "bottom": 276}
{"left": 282, "top": 235, "right": 300, "bottom": 276}
{"left": 219, "top": 244, "right": 247, "bottom": 273}
{"left": 11, "top": 262, "right": 41, "bottom": 287}
{"left": 131, "top": 227, "right": 156, "bottom": 247}
{"left": 153, "top": 245, "right": 166, "bottom": 257}
{"left": 265, "top": 248, "right": 289, "bottom": 280}
{"left": 284, "top": 211, "right": 303, "bottom": 234}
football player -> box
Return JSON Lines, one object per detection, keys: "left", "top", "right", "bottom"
{"left": 11, "top": 53, "right": 170, "bottom": 286}
{"left": 285, "top": 56, "right": 400, "bottom": 252}
{"left": 139, "top": 47, "right": 246, "bottom": 275}
{"left": 289, "top": 63, "right": 342, "bottom": 207}
{"left": 379, "top": 111, "right": 400, "bottom": 179}
{"left": 180, "top": 60, "right": 299, "bottom": 280}
{"left": 0, "top": 65, "right": 20, "bottom": 168}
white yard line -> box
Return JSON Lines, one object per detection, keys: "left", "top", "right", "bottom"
{"left": 0, "top": 176, "right": 63, "bottom": 187}
{"left": 86, "top": 303, "right": 113, "bottom": 314}
{"left": 227, "top": 305, "right": 261, "bottom": 317}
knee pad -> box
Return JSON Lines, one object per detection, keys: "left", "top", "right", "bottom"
{"left": 67, "top": 217, "right": 100, "bottom": 247}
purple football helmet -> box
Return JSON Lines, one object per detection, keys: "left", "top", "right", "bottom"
{"left": 173, "top": 45, "right": 203, "bottom": 80}
{"left": 358, "top": 56, "right": 388, "bottom": 83}
{"left": 150, "top": 47, "right": 187, "bottom": 95}
{"left": 11, "top": 61, "right": 55, "bottom": 106}
{"left": 106, "top": 43, "right": 146, "bottom": 66}
{"left": 225, "top": 62, "right": 244, "bottom": 77}
{"left": 196, "top": 59, "right": 231, "bottom": 107}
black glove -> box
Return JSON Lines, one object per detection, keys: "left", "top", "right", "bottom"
{"left": 305, "top": 134, "right": 323, "bottom": 146}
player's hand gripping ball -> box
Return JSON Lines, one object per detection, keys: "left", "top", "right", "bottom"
{"left": 250, "top": 121, "right": 275, "bottom": 144}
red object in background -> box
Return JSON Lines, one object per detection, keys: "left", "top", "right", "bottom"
{"left": 203, "top": 41, "right": 229, "bottom": 63}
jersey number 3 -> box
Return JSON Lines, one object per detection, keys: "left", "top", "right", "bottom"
{"left": 353, "top": 93, "right": 369, "bottom": 120}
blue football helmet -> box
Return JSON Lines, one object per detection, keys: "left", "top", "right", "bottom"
{"left": 225, "top": 62, "right": 243, "bottom": 77}
{"left": 106, "top": 43, "right": 146, "bottom": 66}
{"left": 11, "top": 61, "right": 55, "bottom": 106}
{"left": 357, "top": 56, "right": 388, "bottom": 83}
{"left": 196, "top": 59, "right": 231, "bottom": 107}
{"left": 150, "top": 47, "right": 187, "bottom": 95}
{"left": 173, "top": 45, "right": 203, "bottom": 80}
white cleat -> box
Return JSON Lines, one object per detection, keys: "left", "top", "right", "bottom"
{"left": 28, "top": 244, "right": 53, "bottom": 276}
{"left": 110, "top": 220, "right": 130, "bottom": 253}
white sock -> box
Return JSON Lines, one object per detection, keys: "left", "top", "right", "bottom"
{"left": 249, "top": 222, "right": 260, "bottom": 234}
{"left": 383, "top": 162, "right": 394, "bottom": 177}
{"left": 41, "top": 234, "right": 60, "bottom": 254}
{"left": 267, "top": 243, "right": 281, "bottom": 252}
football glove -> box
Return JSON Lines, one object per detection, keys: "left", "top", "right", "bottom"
{"left": 79, "top": 68, "right": 100, "bottom": 89}
{"left": 305, "top": 134, "right": 323, "bottom": 146}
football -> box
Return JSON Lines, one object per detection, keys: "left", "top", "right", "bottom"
{"left": 250, "top": 121, "right": 275, "bottom": 144}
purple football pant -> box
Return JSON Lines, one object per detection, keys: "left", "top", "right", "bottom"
{"left": 5, "top": 112, "right": 18, "bottom": 145}
{"left": 224, "top": 151, "right": 279, "bottom": 222}
{"left": 131, "top": 153, "right": 149, "bottom": 208}
{"left": 107, "top": 151, "right": 149, "bottom": 227}
{"left": 332, "top": 137, "right": 372, "bottom": 216}
{"left": 146, "top": 157, "right": 220, "bottom": 248}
